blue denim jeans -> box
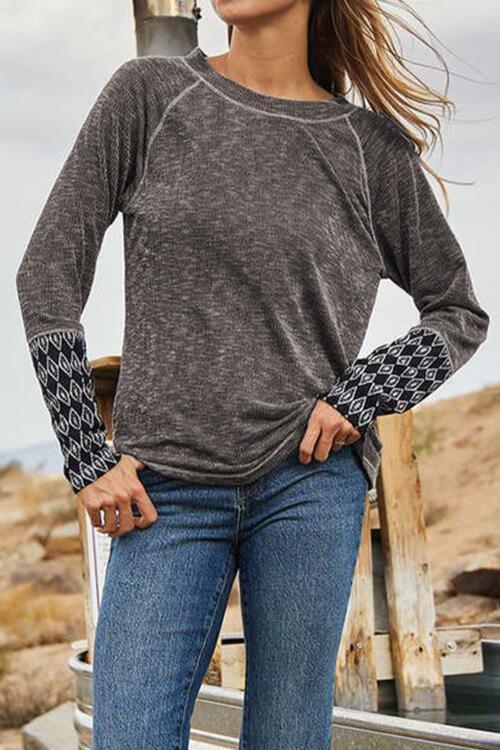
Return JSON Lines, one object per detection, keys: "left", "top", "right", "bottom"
{"left": 92, "top": 444, "right": 368, "bottom": 750}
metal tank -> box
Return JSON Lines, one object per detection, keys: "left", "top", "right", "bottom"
{"left": 69, "top": 630, "right": 500, "bottom": 750}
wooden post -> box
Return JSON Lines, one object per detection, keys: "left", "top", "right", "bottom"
{"left": 77, "top": 357, "right": 121, "bottom": 663}
{"left": 376, "top": 410, "right": 446, "bottom": 715}
{"left": 335, "top": 495, "right": 378, "bottom": 711}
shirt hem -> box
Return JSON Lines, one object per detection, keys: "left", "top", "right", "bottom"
{"left": 113, "top": 397, "right": 319, "bottom": 487}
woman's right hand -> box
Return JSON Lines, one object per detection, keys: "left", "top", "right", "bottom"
{"left": 76, "top": 454, "right": 158, "bottom": 537}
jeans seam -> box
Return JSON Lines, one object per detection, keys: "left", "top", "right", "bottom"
{"left": 177, "top": 551, "right": 234, "bottom": 750}
{"left": 234, "top": 486, "right": 244, "bottom": 547}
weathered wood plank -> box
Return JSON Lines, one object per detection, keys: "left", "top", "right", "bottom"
{"left": 220, "top": 627, "right": 482, "bottom": 691}
{"left": 80, "top": 357, "right": 121, "bottom": 664}
{"left": 335, "top": 495, "right": 378, "bottom": 710}
{"left": 376, "top": 410, "right": 446, "bottom": 711}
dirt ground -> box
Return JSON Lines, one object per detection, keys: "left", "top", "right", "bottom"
{"left": 415, "top": 384, "right": 500, "bottom": 596}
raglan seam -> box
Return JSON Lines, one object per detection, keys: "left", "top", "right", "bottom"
{"left": 121, "top": 77, "right": 203, "bottom": 213}
{"left": 300, "top": 124, "right": 379, "bottom": 250}
{"left": 346, "top": 114, "right": 376, "bottom": 245}
{"left": 348, "top": 110, "right": 406, "bottom": 280}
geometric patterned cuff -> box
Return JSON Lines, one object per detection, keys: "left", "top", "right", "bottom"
{"left": 323, "top": 326, "right": 453, "bottom": 434}
{"left": 28, "top": 328, "right": 121, "bottom": 493}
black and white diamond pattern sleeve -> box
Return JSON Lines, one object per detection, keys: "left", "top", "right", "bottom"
{"left": 28, "top": 329, "right": 120, "bottom": 493}
{"left": 323, "top": 326, "right": 453, "bottom": 434}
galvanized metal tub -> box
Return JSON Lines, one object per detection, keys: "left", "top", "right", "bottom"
{"left": 68, "top": 637, "right": 500, "bottom": 750}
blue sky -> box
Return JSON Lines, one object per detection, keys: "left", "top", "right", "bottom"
{"left": 2, "top": 0, "right": 499, "bottom": 454}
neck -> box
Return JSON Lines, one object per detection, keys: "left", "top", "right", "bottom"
{"left": 211, "top": 8, "right": 331, "bottom": 102}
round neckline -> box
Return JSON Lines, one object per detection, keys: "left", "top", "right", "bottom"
{"left": 182, "top": 45, "right": 350, "bottom": 120}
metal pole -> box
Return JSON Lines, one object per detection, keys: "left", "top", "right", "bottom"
{"left": 133, "top": 0, "right": 200, "bottom": 57}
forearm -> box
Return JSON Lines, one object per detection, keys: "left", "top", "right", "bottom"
{"left": 323, "top": 325, "right": 453, "bottom": 434}
{"left": 28, "top": 329, "right": 120, "bottom": 492}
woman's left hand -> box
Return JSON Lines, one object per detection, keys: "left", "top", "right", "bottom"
{"left": 298, "top": 399, "right": 362, "bottom": 464}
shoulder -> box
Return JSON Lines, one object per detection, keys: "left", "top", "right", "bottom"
{"left": 348, "top": 104, "right": 418, "bottom": 156}
{"left": 99, "top": 53, "right": 198, "bottom": 108}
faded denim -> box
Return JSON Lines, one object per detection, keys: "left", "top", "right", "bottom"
{"left": 92, "top": 443, "right": 368, "bottom": 750}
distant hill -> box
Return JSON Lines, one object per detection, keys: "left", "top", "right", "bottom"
{"left": 0, "top": 440, "right": 62, "bottom": 476}
{"left": 413, "top": 382, "right": 500, "bottom": 616}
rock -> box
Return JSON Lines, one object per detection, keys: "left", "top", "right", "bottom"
{"left": 0, "top": 727, "right": 23, "bottom": 749}
{"left": 0, "top": 645, "right": 74, "bottom": 730}
{"left": 40, "top": 498, "right": 77, "bottom": 527}
{"left": 436, "top": 593, "right": 500, "bottom": 626}
{"left": 45, "top": 522, "right": 81, "bottom": 557}
{"left": 8, "top": 560, "right": 82, "bottom": 595}
{"left": 433, "top": 585, "right": 454, "bottom": 605}
{"left": 0, "top": 471, "right": 74, "bottom": 531}
{"left": 0, "top": 504, "right": 37, "bottom": 527}
{"left": 450, "top": 548, "right": 500, "bottom": 598}
{"left": 17, "top": 541, "right": 46, "bottom": 565}
{"left": 0, "top": 585, "right": 84, "bottom": 651}
{"left": 21, "top": 701, "right": 77, "bottom": 750}
{"left": 24, "top": 519, "right": 54, "bottom": 546}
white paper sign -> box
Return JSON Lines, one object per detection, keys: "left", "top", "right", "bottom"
{"left": 85, "top": 511, "right": 112, "bottom": 625}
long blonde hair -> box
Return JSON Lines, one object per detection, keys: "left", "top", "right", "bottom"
{"left": 227, "top": 0, "right": 461, "bottom": 211}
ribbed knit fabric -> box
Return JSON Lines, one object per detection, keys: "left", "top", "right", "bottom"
{"left": 16, "top": 45, "right": 489, "bottom": 494}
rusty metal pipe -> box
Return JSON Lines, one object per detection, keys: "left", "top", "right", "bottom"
{"left": 133, "top": 0, "right": 199, "bottom": 57}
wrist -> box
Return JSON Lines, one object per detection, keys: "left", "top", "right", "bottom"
{"left": 119, "top": 453, "right": 145, "bottom": 471}
{"left": 324, "top": 392, "right": 373, "bottom": 436}
{"left": 63, "top": 440, "right": 120, "bottom": 493}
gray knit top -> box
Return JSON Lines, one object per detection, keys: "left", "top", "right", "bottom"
{"left": 16, "top": 45, "right": 490, "bottom": 494}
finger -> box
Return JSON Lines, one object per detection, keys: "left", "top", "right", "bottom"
{"left": 312, "top": 430, "right": 333, "bottom": 461}
{"left": 80, "top": 494, "right": 105, "bottom": 528}
{"left": 132, "top": 485, "right": 159, "bottom": 529}
{"left": 109, "top": 498, "right": 136, "bottom": 537}
{"left": 88, "top": 507, "right": 103, "bottom": 527}
{"left": 298, "top": 420, "right": 321, "bottom": 464}
{"left": 331, "top": 424, "right": 352, "bottom": 451}
{"left": 345, "top": 426, "right": 362, "bottom": 445}
{"left": 339, "top": 416, "right": 362, "bottom": 445}
{"left": 96, "top": 505, "right": 119, "bottom": 534}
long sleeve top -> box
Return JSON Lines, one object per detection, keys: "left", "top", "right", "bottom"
{"left": 16, "top": 44, "right": 490, "bottom": 494}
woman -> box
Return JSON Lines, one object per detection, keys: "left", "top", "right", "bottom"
{"left": 16, "top": 0, "right": 489, "bottom": 748}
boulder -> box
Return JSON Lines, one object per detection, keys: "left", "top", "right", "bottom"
{"left": 436, "top": 593, "right": 500, "bottom": 626}
{"left": 17, "top": 541, "right": 46, "bottom": 565}
{"left": 450, "top": 548, "right": 500, "bottom": 598}
{"left": 0, "top": 585, "right": 84, "bottom": 651}
{"left": 45, "top": 523, "right": 81, "bottom": 557}
{"left": 8, "top": 560, "right": 82, "bottom": 595}
{"left": 0, "top": 644, "right": 74, "bottom": 729}
{"left": 22, "top": 701, "right": 77, "bottom": 750}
